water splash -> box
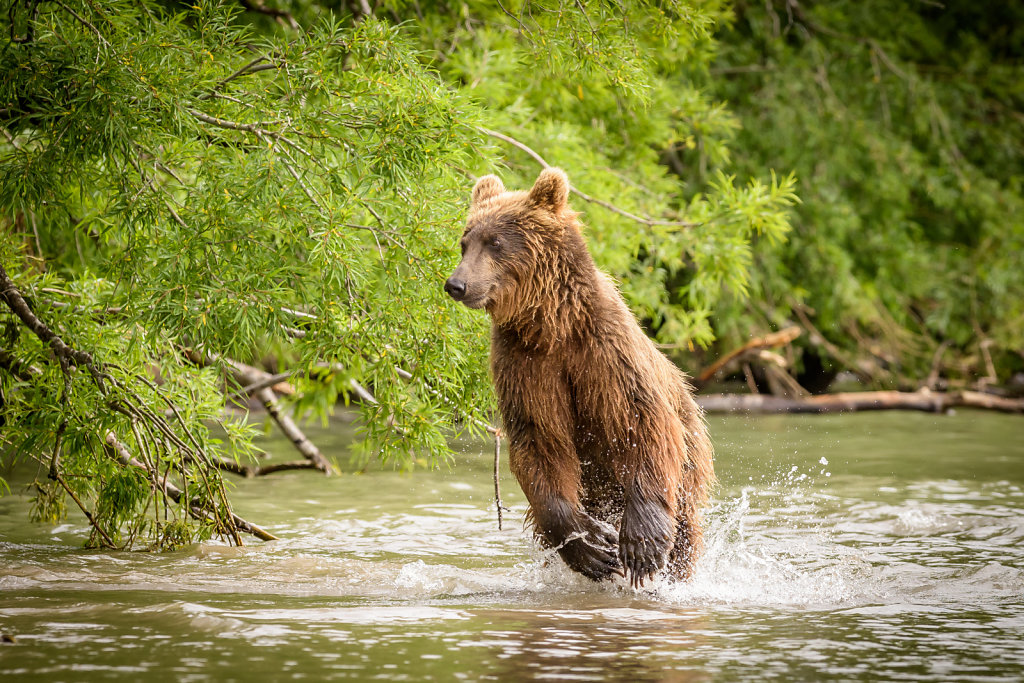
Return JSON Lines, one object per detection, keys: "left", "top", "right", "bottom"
{"left": 656, "top": 487, "right": 874, "bottom": 608}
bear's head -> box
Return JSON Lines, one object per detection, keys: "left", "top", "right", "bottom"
{"left": 445, "top": 168, "right": 580, "bottom": 322}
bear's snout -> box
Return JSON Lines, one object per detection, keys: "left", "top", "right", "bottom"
{"left": 444, "top": 276, "right": 467, "bottom": 301}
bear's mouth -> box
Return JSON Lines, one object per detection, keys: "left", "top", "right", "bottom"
{"left": 461, "top": 284, "right": 496, "bottom": 310}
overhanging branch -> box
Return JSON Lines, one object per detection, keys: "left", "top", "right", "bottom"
{"left": 478, "top": 127, "right": 699, "bottom": 229}
{"left": 0, "top": 265, "right": 273, "bottom": 545}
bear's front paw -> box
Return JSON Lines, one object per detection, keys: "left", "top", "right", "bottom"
{"left": 619, "top": 499, "right": 674, "bottom": 589}
{"left": 556, "top": 514, "right": 622, "bottom": 581}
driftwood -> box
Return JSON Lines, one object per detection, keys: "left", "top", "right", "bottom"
{"left": 697, "top": 390, "right": 1024, "bottom": 415}
{"left": 698, "top": 326, "right": 802, "bottom": 384}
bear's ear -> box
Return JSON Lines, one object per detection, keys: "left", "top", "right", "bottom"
{"left": 528, "top": 168, "right": 570, "bottom": 212}
{"left": 472, "top": 175, "right": 505, "bottom": 206}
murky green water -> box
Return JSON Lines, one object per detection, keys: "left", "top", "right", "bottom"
{"left": 2, "top": 411, "right": 1023, "bottom": 681}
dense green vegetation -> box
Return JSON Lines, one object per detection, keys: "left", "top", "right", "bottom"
{"left": 707, "top": 1, "right": 1024, "bottom": 388}
{"left": 1, "top": 1, "right": 1019, "bottom": 548}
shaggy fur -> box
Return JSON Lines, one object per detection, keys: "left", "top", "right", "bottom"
{"left": 445, "top": 169, "right": 715, "bottom": 586}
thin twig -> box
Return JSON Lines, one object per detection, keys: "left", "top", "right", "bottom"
{"left": 478, "top": 127, "right": 698, "bottom": 228}
{"left": 103, "top": 431, "right": 277, "bottom": 541}
{"left": 226, "top": 371, "right": 295, "bottom": 401}
{"left": 51, "top": 0, "right": 110, "bottom": 48}
{"left": 53, "top": 471, "right": 118, "bottom": 548}
{"left": 493, "top": 428, "right": 505, "bottom": 531}
{"left": 199, "top": 57, "right": 275, "bottom": 100}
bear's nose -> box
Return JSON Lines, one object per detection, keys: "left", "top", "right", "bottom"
{"left": 444, "top": 277, "right": 467, "bottom": 300}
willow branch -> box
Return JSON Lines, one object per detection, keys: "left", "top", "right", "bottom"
{"left": 478, "top": 127, "right": 698, "bottom": 228}
{"left": 103, "top": 431, "right": 278, "bottom": 541}
{"left": 1, "top": 268, "right": 271, "bottom": 545}
{"left": 189, "top": 351, "right": 330, "bottom": 474}
{"left": 0, "top": 265, "right": 100, "bottom": 375}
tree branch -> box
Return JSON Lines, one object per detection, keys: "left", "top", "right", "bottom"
{"left": 256, "top": 385, "right": 333, "bottom": 473}
{"left": 188, "top": 351, "right": 332, "bottom": 474}
{"left": 1, "top": 267, "right": 273, "bottom": 545}
{"left": 103, "top": 431, "right": 278, "bottom": 541}
{"left": 0, "top": 265, "right": 99, "bottom": 375}
{"left": 478, "top": 127, "right": 698, "bottom": 228}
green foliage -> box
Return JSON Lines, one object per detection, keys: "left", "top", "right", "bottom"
{"left": 704, "top": 0, "right": 1024, "bottom": 385}
{"left": 408, "top": 0, "right": 795, "bottom": 349}
{"left": 1, "top": 0, "right": 794, "bottom": 547}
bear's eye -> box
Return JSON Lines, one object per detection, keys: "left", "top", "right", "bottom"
{"left": 489, "top": 237, "right": 502, "bottom": 250}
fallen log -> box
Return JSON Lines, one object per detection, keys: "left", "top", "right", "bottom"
{"left": 696, "top": 390, "right": 1024, "bottom": 415}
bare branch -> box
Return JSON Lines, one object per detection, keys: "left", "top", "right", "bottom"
{"left": 478, "top": 127, "right": 698, "bottom": 228}
{"left": 227, "top": 371, "right": 296, "bottom": 401}
{"left": 697, "top": 390, "right": 1024, "bottom": 415}
{"left": 189, "top": 351, "right": 332, "bottom": 474}
{"left": 253, "top": 460, "right": 323, "bottom": 476}
{"left": 493, "top": 428, "right": 507, "bottom": 531}
{"left": 256, "top": 386, "right": 333, "bottom": 473}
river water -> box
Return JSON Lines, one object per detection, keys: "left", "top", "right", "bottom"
{"left": 1, "top": 411, "right": 1023, "bottom": 681}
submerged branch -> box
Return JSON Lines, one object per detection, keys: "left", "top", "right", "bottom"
{"left": 252, "top": 460, "right": 323, "bottom": 476}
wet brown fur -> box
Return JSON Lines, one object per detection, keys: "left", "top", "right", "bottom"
{"left": 448, "top": 169, "right": 715, "bottom": 585}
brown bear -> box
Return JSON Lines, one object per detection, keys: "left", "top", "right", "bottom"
{"left": 445, "top": 168, "right": 714, "bottom": 587}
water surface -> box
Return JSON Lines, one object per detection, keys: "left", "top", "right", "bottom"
{"left": 1, "top": 411, "right": 1023, "bottom": 680}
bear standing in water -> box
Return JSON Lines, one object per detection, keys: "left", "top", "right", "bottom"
{"left": 445, "top": 169, "right": 714, "bottom": 587}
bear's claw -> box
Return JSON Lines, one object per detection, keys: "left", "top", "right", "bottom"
{"left": 556, "top": 514, "right": 623, "bottom": 581}
{"left": 619, "top": 535, "right": 670, "bottom": 588}
{"left": 619, "top": 498, "right": 674, "bottom": 588}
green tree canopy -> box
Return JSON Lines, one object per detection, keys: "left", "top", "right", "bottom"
{"left": 706, "top": 0, "right": 1024, "bottom": 387}
{"left": 1, "top": 1, "right": 795, "bottom": 548}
